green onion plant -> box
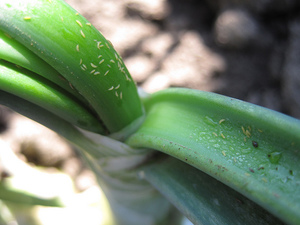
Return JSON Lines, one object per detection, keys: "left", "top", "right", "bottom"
{"left": 0, "top": 1, "right": 299, "bottom": 225}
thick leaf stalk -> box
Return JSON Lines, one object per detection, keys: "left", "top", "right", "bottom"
{"left": 0, "top": 0, "right": 144, "bottom": 134}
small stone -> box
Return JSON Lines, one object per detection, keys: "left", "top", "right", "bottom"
{"left": 126, "top": 0, "right": 170, "bottom": 20}
{"left": 142, "top": 73, "right": 170, "bottom": 93}
{"left": 124, "top": 55, "right": 156, "bottom": 83}
{"left": 214, "top": 8, "right": 259, "bottom": 49}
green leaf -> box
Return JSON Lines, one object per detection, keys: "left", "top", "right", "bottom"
{"left": 127, "top": 88, "right": 300, "bottom": 225}
{"left": 0, "top": 60, "right": 104, "bottom": 133}
{"left": 0, "top": 0, "right": 144, "bottom": 133}
{"left": 141, "top": 157, "right": 284, "bottom": 225}
{"left": 0, "top": 30, "right": 86, "bottom": 103}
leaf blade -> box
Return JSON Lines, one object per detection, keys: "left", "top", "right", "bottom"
{"left": 127, "top": 88, "right": 300, "bottom": 225}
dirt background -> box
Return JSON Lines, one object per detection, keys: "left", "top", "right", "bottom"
{"left": 1, "top": 0, "right": 300, "bottom": 199}
{"left": 65, "top": 0, "right": 300, "bottom": 116}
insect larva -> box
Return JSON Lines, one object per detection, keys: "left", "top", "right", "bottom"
{"left": 86, "top": 23, "right": 91, "bottom": 26}
{"left": 107, "top": 64, "right": 111, "bottom": 68}
{"left": 79, "top": 59, "right": 82, "bottom": 65}
{"left": 241, "top": 126, "right": 246, "bottom": 135}
{"left": 110, "top": 59, "right": 115, "bottom": 63}
{"left": 105, "top": 42, "right": 110, "bottom": 49}
{"left": 104, "top": 70, "right": 109, "bottom": 76}
{"left": 219, "top": 119, "right": 225, "bottom": 124}
{"left": 212, "top": 132, "right": 218, "bottom": 137}
{"left": 249, "top": 168, "right": 255, "bottom": 173}
{"left": 98, "top": 55, "right": 103, "bottom": 58}
{"left": 90, "top": 69, "right": 96, "bottom": 74}
{"left": 97, "top": 42, "right": 102, "bottom": 49}
{"left": 115, "top": 91, "right": 119, "bottom": 97}
{"left": 107, "top": 40, "right": 114, "bottom": 48}
{"left": 245, "top": 130, "right": 251, "bottom": 137}
{"left": 23, "top": 16, "right": 31, "bottom": 20}
{"left": 76, "top": 20, "right": 83, "bottom": 27}
{"left": 125, "top": 74, "right": 131, "bottom": 81}
{"left": 75, "top": 12, "right": 79, "bottom": 16}
{"left": 120, "top": 92, "right": 123, "bottom": 99}
{"left": 91, "top": 63, "right": 97, "bottom": 68}
{"left": 258, "top": 129, "right": 263, "bottom": 133}
{"left": 80, "top": 65, "right": 86, "bottom": 71}
{"left": 220, "top": 133, "right": 225, "bottom": 139}
{"left": 80, "top": 30, "right": 85, "bottom": 38}
{"left": 108, "top": 86, "right": 114, "bottom": 91}
{"left": 222, "top": 151, "right": 226, "bottom": 156}
{"left": 76, "top": 44, "right": 80, "bottom": 52}
{"left": 99, "top": 59, "right": 104, "bottom": 64}
{"left": 115, "top": 84, "right": 120, "bottom": 89}
{"left": 94, "top": 71, "right": 100, "bottom": 75}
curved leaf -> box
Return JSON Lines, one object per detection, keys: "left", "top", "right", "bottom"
{"left": 0, "top": 0, "right": 143, "bottom": 133}
{"left": 127, "top": 88, "right": 300, "bottom": 225}
{"left": 140, "top": 157, "right": 284, "bottom": 225}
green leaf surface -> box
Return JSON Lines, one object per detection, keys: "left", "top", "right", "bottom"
{"left": 0, "top": 60, "right": 104, "bottom": 133}
{"left": 0, "top": 30, "right": 86, "bottom": 103}
{"left": 0, "top": 0, "right": 143, "bottom": 133}
{"left": 127, "top": 88, "right": 300, "bottom": 225}
{"left": 141, "top": 157, "right": 284, "bottom": 225}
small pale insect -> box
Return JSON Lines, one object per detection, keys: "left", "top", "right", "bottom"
{"left": 80, "top": 30, "right": 85, "bottom": 38}
{"left": 241, "top": 126, "right": 246, "bottom": 135}
{"left": 91, "top": 63, "right": 97, "bottom": 68}
{"left": 23, "top": 16, "right": 31, "bottom": 20}
{"left": 220, "top": 133, "right": 226, "bottom": 139}
{"left": 219, "top": 119, "right": 225, "bottom": 124}
{"left": 108, "top": 86, "right": 114, "bottom": 91}
{"left": 76, "top": 20, "right": 83, "bottom": 27}
{"left": 245, "top": 130, "right": 251, "bottom": 137}
{"left": 76, "top": 44, "right": 80, "bottom": 52}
